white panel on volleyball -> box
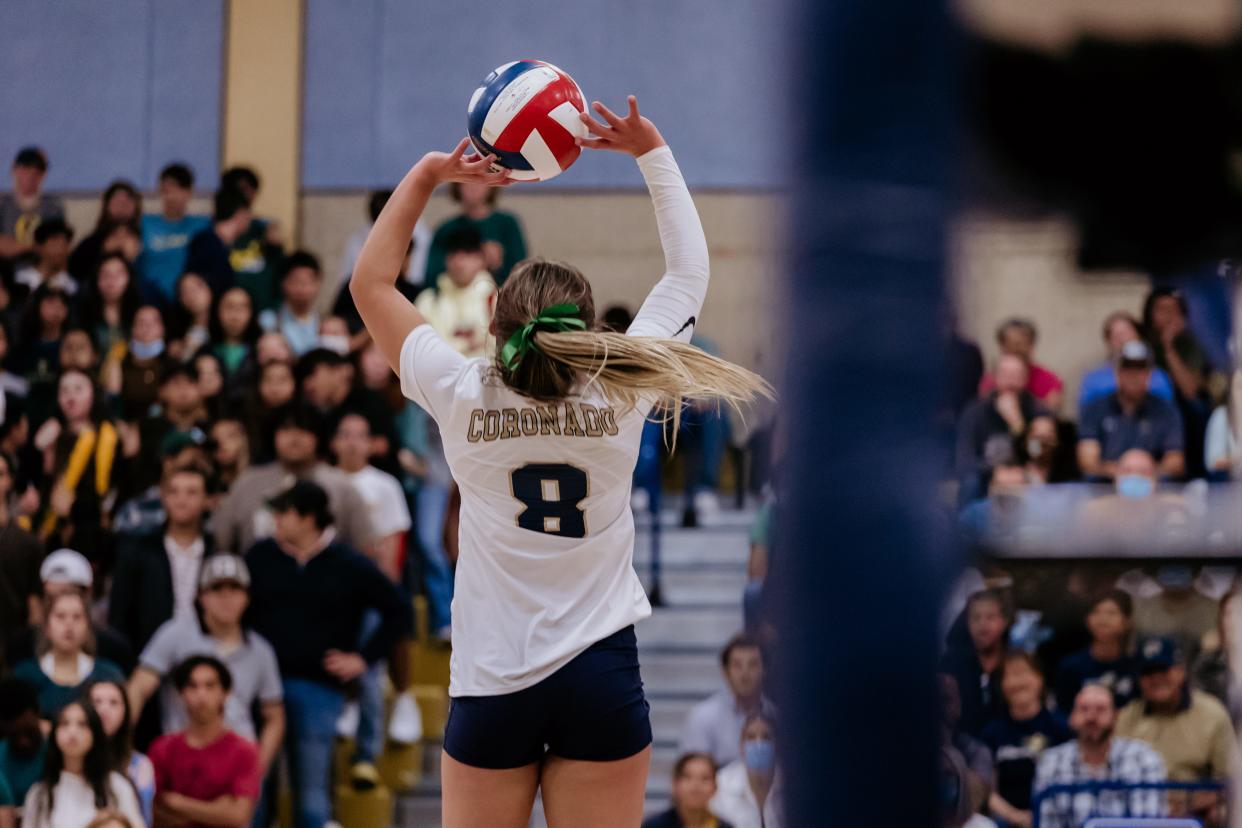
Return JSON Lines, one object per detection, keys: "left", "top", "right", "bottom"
{"left": 480, "top": 66, "right": 560, "bottom": 144}
{"left": 520, "top": 131, "right": 563, "bottom": 181}
{"left": 548, "top": 101, "right": 587, "bottom": 140}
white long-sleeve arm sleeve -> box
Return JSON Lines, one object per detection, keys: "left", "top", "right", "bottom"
{"left": 626, "top": 146, "right": 709, "bottom": 343}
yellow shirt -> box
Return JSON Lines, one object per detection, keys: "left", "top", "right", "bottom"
{"left": 414, "top": 271, "right": 497, "bottom": 358}
{"left": 1115, "top": 690, "right": 1232, "bottom": 780}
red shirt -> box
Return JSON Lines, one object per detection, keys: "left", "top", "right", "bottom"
{"left": 979, "top": 362, "right": 1063, "bottom": 402}
{"left": 149, "top": 729, "right": 260, "bottom": 825}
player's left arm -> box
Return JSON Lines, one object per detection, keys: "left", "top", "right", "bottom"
{"left": 352, "top": 139, "right": 509, "bottom": 374}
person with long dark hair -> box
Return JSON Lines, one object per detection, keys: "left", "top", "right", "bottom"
{"left": 209, "top": 287, "right": 261, "bottom": 384}
{"left": 165, "top": 273, "right": 214, "bottom": 361}
{"left": 68, "top": 181, "right": 142, "bottom": 285}
{"left": 30, "top": 368, "right": 119, "bottom": 552}
{"left": 80, "top": 253, "right": 142, "bottom": 365}
{"left": 21, "top": 699, "right": 144, "bottom": 827}
{"left": 87, "top": 681, "right": 154, "bottom": 826}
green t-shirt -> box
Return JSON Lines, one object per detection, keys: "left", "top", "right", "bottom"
{"left": 425, "top": 210, "right": 527, "bottom": 286}
{"left": 229, "top": 218, "right": 283, "bottom": 312}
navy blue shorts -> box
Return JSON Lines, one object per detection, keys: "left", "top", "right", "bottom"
{"left": 444, "top": 625, "right": 652, "bottom": 769}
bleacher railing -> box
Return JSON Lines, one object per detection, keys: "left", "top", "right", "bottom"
{"left": 1031, "top": 780, "right": 1227, "bottom": 828}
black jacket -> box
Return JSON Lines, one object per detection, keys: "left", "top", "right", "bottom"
{"left": 109, "top": 530, "right": 216, "bottom": 654}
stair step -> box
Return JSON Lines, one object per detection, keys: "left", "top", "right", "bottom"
{"left": 641, "top": 568, "right": 749, "bottom": 605}
{"left": 637, "top": 607, "right": 743, "bottom": 649}
{"left": 640, "top": 650, "right": 724, "bottom": 696}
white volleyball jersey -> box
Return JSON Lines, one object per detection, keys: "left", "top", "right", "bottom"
{"left": 398, "top": 146, "right": 708, "bottom": 696}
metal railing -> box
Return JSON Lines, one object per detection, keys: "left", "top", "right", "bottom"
{"left": 1031, "top": 780, "right": 1227, "bottom": 828}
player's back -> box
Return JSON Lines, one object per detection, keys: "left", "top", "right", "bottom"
{"left": 408, "top": 334, "right": 653, "bottom": 696}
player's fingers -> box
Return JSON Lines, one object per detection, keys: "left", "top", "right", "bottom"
{"left": 579, "top": 110, "right": 614, "bottom": 137}
{"left": 448, "top": 137, "right": 471, "bottom": 160}
{"left": 575, "top": 136, "right": 612, "bottom": 149}
{"left": 626, "top": 95, "right": 640, "bottom": 121}
{"left": 592, "top": 100, "right": 626, "bottom": 128}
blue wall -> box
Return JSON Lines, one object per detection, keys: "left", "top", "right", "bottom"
{"left": 302, "top": 0, "right": 784, "bottom": 189}
{"left": 0, "top": 0, "right": 223, "bottom": 192}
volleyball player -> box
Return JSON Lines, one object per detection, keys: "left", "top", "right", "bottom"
{"left": 351, "top": 95, "right": 770, "bottom": 827}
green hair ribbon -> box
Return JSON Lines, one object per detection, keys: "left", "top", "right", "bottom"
{"left": 500, "top": 303, "right": 587, "bottom": 371}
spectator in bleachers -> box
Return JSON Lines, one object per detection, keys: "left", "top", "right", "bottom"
{"left": 138, "top": 163, "right": 210, "bottom": 306}
{"left": 956, "top": 354, "right": 1048, "bottom": 503}
{"left": 213, "top": 403, "right": 373, "bottom": 555}
{"left": 31, "top": 368, "right": 119, "bottom": 555}
{"left": 1077, "top": 341, "right": 1185, "bottom": 480}
{"left": 743, "top": 495, "right": 773, "bottom": 634}
{"left": 336, "top": 189, "right": 431, "bottom": 301}
{"left": 166, "top": 273, "right": 214, "bottom": 361}
{"left": 414, "top": 226, "right": 497, "bottom": 358}
{"left": 220, "top": 166, "right": 283, "bottom": 313}
{"left": 1116, "top": 636, "right": 1231, "bottom": 823}
{"left": 148, "top": 655, "right": 260, "bottom": 828}
{"left": 243, "top": 360, "right": 296, "bottom": 464}
{"left": 6, "top": 549, "right": 134, "bottom": 675}
{"left": 208, "top": 415, "right": 249, "bottom": 492}
{"left": 642, "top": 752, "right": 734, "bottom": 828}
{"left": 118, "top": 306, "right": 176, "bottom": 421}
{"left": 1144, "top": 286, "right": 1220, "bottom": 479}
{"left": 0, "top": 450, "right": 42, "bottom": 665}
{"left": 13, "top": 219, "right": 75, "bottom": 301}
{"left": 209, "top": 286, "right": 261, "bottom": 386}
{"left": 184, "top": 189, "right": 249, "bottom": 299}
{"left": 1132, "top": 566, "right": 1219, "bottom": 666}
{"left": 941, "top": 589, "right": 1009, "bottom": 736}
{"left": 939, "top": 673, "right": 993, "bottom": 792}
{"left": 12, "top": 590, "right": 124, "bottom": 719}
{"left": 86, "top": 680, "right": 154, "bottom": 825}
{"left": 1078, "top": 311, "right": 1175, "bottom": 415}
{"left": 12, "top": 286, "right": 69, "bottom": 404}
{"left": 21, "top": 699, "right": 145, "bottom": 828}
{"left": 259, "top": 251, "right": 324, "bottom": 357}
{"left": 132, "top": 363, "right": 209, "bottom": 486}
{"left": 1034, "top": 684, "right": 1165, "bottom": 828}
{"left": 710, "top": 713, "right": 783, "bottom": 828}
{"left": 69, "top": 181, "right": 141, "bottom": 286}
{"left": 957, "top": 462, "right": 1030, "bottom": 549}
{"left": 193, "top": 351, "right": 225, "bottom": 418}
{"left": 243, "top": 480, "right": 411, "bottom": 828}
{"left": 1020, "top": 415, "right": 1071, "bottom": 485}
{"left": 0, "top": 147, "right": 64, "bottom": 263}
{"left": 941, "top": 742, "right": 995, "bottom": 828}
{"left": 425, "top": 181, "right": 527, "bottom": 286}
{"left": 1192, "top": 590, "right": 1238, "bottom": 707}
{"left": 109, "top": 465, "right": 214, "bottom": 654}
{"left": 979, "top": 318, "right": 1063, "bottom": 412}
{"left": 982, "top": 652, "right": 1072, "bottom": 828}
{"left": 79, "top": 254, "right": 141, "bottom": 365}
{"left": 111, "top": 433, "right": 207, "bottom": 540}
{"left": 0, "top": 677, "right": 47, "bottom": 808}
{"left": 0, "top": 324, "right": 28, "bottom": 398}
{"left": 1054, "top": 590, "right": 1139, "bottom": 713}
{"left": 679, "top": 635, "right": 776, "bottom": 768}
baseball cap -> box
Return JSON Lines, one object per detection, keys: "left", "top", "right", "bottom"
{"left": 39, "top": 548, "right": 92, "bottom": 588}
{"left": 1118, "top": 340, "right": 1153, "bottom": 367}
{"left": 1137, "top": 636, "right": 1181, "bottom": 673}
{"left": 198, "top": 554, "right": 250, "bottom": 591}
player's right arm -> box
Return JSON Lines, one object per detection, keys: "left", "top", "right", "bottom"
{"left": 352, "top": 140, "right": 509, "bottom": 374}
{"left": 578, "top": 96, "right": 708, "bottom": 343}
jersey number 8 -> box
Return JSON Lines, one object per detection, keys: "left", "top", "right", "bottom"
{"left": 510, "top": 463, "right": 589, "bottom": 538}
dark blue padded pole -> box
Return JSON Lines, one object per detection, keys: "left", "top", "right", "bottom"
{"left": 775, "top": 0, "right": 956, "bottom": 823}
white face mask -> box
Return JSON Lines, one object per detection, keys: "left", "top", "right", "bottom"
{"left": 319, "top": 334, "right": 350, "bottom": 356}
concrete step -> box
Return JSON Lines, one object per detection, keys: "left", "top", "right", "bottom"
{"left": 632, "top": 531, "right": 750, "bottom": 568}
{"left": 641, "top": 568, "right": 749, "bottom": 605}
{"left": 648, "top": 696, "right": 698, "bottom": 743}
{"left": 640, "top": 650, "right": 725, "bottom": 697}
{"left": 637, "top": 606, "right": 743, "bottom": 649}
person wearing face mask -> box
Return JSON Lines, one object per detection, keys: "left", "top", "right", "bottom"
{"left": 643, "top": 753, "right": 735, "bottom": 828}
{"left": 709, "top": 714, "right": 783, "bottom": 828}
{"left": 1077, "top": 341, "right": 1185, "bottom": 481}
{"left": 956, "top": 354, "right": 1049, "bottom": 504}
{"left": 1021, "top": 416, "right": 1072, "bottom": 485}
{"left": 982, "top": 652, "right": 1072, "bottom": 828}
{"left": 118, "top": 305, "right": 177, "bottom": 421}
{"left": 1077, "top": 449, "right": 1193, "bottom": 556}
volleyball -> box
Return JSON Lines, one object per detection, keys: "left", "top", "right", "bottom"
{"left": 467, "top": 60, "right": 587, "bottom": 182}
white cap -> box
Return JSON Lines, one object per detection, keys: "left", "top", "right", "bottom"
{"left": 39, "top": 548, "right": 92, "bottom": 588}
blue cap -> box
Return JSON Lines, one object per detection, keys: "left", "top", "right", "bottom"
{"left": 1137, "top": 636, "right": 1181, "bottom": 673}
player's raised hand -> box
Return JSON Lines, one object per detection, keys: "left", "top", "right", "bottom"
{"left": 577, "top": 95, "right": 666, "bottom": 157}
{"left": 418, "top": 138, "right": 512, "bottom": 186}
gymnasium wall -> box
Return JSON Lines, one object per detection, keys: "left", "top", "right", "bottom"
{"left": 0, "top": 0, "right": 223, "bottom": 191}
